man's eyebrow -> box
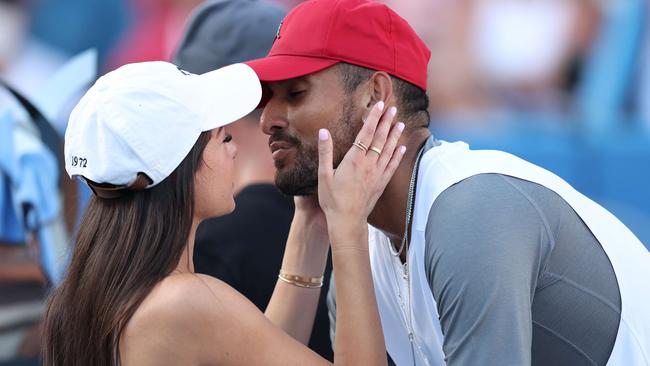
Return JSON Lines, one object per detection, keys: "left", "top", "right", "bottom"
{"left": 269, "top": 76, "right": 310, "bottom": 90}
{"left": 295, "top": 75, "right": 311, "bottom": 84}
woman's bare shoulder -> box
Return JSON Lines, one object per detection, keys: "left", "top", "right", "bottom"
{"left": 126, "top": 273, "right": 244, "bottom": 331}
{"left": 120, "top": 274, "right": 253, "bottom": 364}
{"left": 121, "top": 273, "right": 328, "bottom": 366}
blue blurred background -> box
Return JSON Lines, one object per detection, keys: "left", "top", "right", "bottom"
{"left": 0, "top": 0, "right": 648, "bottom": 364}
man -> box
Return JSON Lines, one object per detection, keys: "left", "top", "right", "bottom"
{"left": 172, "top": 0, "right": 333, "bottom": 360}
{"left": 244, "top": 0, "right": 650, "bottom": 365}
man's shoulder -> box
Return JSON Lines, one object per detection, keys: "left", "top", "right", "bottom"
{"left": 431, "top": 173, "right": 529, "bottom": 214}
{"left": 429, "top": 173, "right": 565, "bottom": 219}
{"left": 424, "top": 173, "right": 555, "bottom": 262}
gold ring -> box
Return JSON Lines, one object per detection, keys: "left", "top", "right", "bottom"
{"left": 353, "top": 141, "right": 368, "bottom": 152}
{"left": 369, "top": 146, "right": 382, "bottom": 155}
{"left": 356, "top": 141, "right": 369, "bottom": 150}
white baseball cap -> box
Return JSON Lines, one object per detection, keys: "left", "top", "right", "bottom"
{"left": 64, "top": 61, "right": 261, "bottom": 195}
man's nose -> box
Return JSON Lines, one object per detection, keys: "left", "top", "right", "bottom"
{"left": 260, "top": 99, "right": 288, "bottom": 135}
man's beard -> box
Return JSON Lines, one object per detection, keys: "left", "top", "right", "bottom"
{"left": 274, "top": 100, "right": 359, "bottom": 196}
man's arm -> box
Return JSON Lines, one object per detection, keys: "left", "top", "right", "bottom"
{"left": 424, "top": 174, "right": 552, "bottom": 365}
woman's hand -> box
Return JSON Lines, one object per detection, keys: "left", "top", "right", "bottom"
{"left": 317, "top": 101, "right": 406, "bottom": 244}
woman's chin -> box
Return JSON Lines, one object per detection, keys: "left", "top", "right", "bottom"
{"left": 225, "top": 200, "right": 236, "bottom": 214}
{"left": 198, "top": 199, "right": 236, "bottom": 221}
{"left": 216, "top": 199, "right": 236, "bottom": 216}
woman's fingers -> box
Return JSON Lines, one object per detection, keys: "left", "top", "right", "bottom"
{"left": 377, "top": 121, "right": 405, "bottom": 169}
{"left": 317, "top": 102, "right": 408, "bottom": 223}
{"left": 367, "top": 106, "right": 397, "bottom": 160}
{"left": 352, "top": 101, "right": 385, "bottom": 154}
{"left": 317, "top": 129, "right": 333, "bottom": 186}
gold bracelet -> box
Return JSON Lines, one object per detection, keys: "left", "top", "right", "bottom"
{"left": 278, "top": 270, "right": 324, "bottom": 288}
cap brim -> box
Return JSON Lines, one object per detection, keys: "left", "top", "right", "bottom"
{"left": 245, "top": 54, "right": 339, "bottom": 82}
{"left": 245, "top": 55, "right": 339, "bottom": 107}
{"left": 198, "top": 63, "right": 262, "bottom": 130}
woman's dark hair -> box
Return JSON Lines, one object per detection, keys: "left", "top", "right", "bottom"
{"left": 42, "top": 131, "right": 211, "bottom": 366}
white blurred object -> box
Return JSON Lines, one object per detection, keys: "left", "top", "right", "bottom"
{"left": 31, "top": 49, "right": 98, "bottom": 123}
{"left": 472, "top": 0, "right": 577, "bottom": 86}
{"left": 0, "top": 2, "right": 28, "bottom": 69}
{"left": 1, "top": 40, "right": 67, "bottom": 105}
{"left": 0, "top": 0, "right": 68, "bottom": 119}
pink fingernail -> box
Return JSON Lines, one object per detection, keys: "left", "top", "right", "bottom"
{"left": 397, "top": 122, "right": 405, "bottom": 132}
{"left": 319, "top": 129, "right": 329, "bottom": 141}
{"left": 400, "top": 146, "right": 406, "bottom": 154}
{"left": 389, "top": 106, "right": 397, "bottom": 116}
{"left": 377, "top": 101, "right": 385, "bottom": 111}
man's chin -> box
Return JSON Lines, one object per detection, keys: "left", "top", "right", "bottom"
{"left": 276, "top": 181, "right": 317, "bottom": 196}
{"left": 275, "top": 172, "right": 317, "bottom": 196}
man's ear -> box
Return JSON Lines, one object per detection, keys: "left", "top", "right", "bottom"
{"left": 366, "top": 72, "right": 393, "bottom": 109}
{"left": 358, "top": 72, "right": 394, "bottom": 119}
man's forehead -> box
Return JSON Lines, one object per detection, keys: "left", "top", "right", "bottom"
{"left": 266, "top": 65, "right": 340, "bottom": 89}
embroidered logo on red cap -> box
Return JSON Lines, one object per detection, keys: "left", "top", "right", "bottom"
{"left": 275, "top": 21, "right": 283, "bottom": 41}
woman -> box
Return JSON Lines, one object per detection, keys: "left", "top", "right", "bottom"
{"left": 42, "top": 61, "right": 406, "bottom": 365}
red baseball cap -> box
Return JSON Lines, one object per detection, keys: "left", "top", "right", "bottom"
{"left": 245, "top": 0, "right": 431, "bottom": 91}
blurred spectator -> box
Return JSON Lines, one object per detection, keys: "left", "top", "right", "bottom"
{"left": 0, "top": 0, "right": 67, "bottom": 262}
{"left": 382, "top": 0, "right": 600, "bottom": 127}
{"left": 471, "top": 0, "right": 599, "bottom": 112}
{"left": 1, "top": 3, "right": 64, "bottom": 364}
{"left": 173, "top": 0, "right": 333, "bottom": 360}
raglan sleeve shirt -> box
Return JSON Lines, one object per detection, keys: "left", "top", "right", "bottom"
{"left": 424, "top": 173, "right": 552, "bottom": 365}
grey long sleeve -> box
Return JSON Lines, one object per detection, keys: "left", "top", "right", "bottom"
{"left": 424, "top": 173, "right": 620, "bottom": 366}
{"left": 424, "top": 173, "right": 549, "bottom": 365}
